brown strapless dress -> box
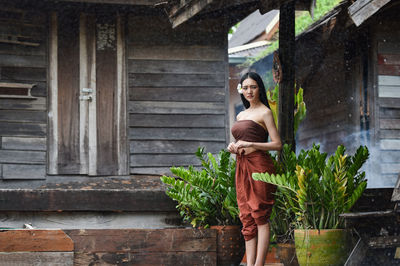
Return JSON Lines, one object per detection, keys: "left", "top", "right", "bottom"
{"left": 231, "top": 120, "right": 276, "bottom": 241}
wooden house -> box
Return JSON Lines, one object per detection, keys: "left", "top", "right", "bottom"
{"left": 0, "top": 0, "right": 315, "bottom": 264}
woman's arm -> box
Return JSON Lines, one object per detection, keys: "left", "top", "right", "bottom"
{"left": 234, "top": 109, "right": 282, "bottom": 152}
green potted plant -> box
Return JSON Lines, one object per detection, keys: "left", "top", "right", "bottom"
{"left": 160, "top": 147, "right": 244, "bottom": 266}
{"left": 253, "top": 144, "right": 369, "bottom": 266}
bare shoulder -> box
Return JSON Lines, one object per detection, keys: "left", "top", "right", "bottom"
{"left": 236, "top": 111, "right": 245, "bottom": 121}
{"left": 259, "top": 105, "right": 272, "bottom": 118}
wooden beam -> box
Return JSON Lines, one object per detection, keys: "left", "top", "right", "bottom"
{"left": 348, "top": 0, "right": 392, "bottom": 27}
{"left": 278, "top": 1, "right": 295, "bottom": 150}
{"left": 168, "top": 0, "right": 214, "bottom": 28}
{"left": 259, "top": 0, "right": 314, "bottom": 14}
{"left": 0, "top": 230, "right": 73, "bottom": 252}
{"left": 0, "top": 189, "right": 176, "bottom": 212}
{"left": 46, "top": 0, "right": 165, "bottom": 5}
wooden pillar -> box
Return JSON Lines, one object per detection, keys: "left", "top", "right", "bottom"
{"left": 279, "top": 1, "right": 296, "bottom": 151}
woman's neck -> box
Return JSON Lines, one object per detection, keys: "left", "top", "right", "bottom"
{"left": 248, "top": 101, "right": 263, "bottom": 109}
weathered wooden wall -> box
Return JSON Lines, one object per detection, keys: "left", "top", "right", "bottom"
{"left": 295, "top": 2, "right": 400, "bottom": 187}
{"left": 295, "top": 11, "right": 358, "bottom": 154}
{"left": 127, "top": 11, "right": 228, "bottom": 175}
{"left": 371, "top": 6, "right": 400, "bottom": 185}
{"left": 0, "top": 4, "right": 47, "bottom": 180}
{"left": 0, "top": 2, "right": 230, "bottom": 179}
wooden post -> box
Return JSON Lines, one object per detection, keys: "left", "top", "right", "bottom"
{"left": 278, "top": 1, "right": 295, "bottom": 151}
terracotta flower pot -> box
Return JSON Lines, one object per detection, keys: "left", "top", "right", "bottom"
{"left": 211, "top": 225, "right": 245, "bottom": 266}
{"left": 294, "top": 229, "right": 352, "bottom": 266}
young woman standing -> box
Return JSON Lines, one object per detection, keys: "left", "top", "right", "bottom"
{"left": 228, "top": 72, "right": 282, "bottom": 266}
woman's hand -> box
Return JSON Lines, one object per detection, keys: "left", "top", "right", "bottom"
{"left": 227, "top": 142, "right": 237, "bottom": 153}
{"left": 235, "top": 140, "right": 252, "bottom": 149}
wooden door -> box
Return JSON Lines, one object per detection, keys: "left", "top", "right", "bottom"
{"left": 48, "top": 11, "right": 128, "bottom": 176}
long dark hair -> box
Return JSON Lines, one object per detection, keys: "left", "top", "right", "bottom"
{"left": 239, "top": 72, "right": 270, "bottom": 109}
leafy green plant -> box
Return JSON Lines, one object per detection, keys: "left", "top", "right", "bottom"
{"left": 160, "top": 147, "right": 240, "bottom": 228}
{"left": 266, "top": 84, "right": 306, "bottom": 135}
{"left": 253, "top": 144, "right": 369, "bottom": 230}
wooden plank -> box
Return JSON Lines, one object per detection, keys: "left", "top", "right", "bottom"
{"left": 381, "top": 150, "right": 400, "bottom": 163}
{"left": 129, "top": 128, "right": 226, "bottom": 141}
{"left": 129, "top": 73, "right": 224, "bottom": 87}
{"left": 380, "top": 107, "right": 400, "bottom": 118}
{"left": 49, "top": 0, "right": 162, "bottom": 5}
{"left": 130, "top": 140, "right": 226, "bottom": 154}
{"left": 379, "top": 85, "right": 400, "bottom": 98}
{"left": 0, "top": 189, "right": 176, "bottom": 212}
{"left": 378, "top": 54, "right": 400, "bottom": 65}
{"left": 0, "top": 42, "right": 46, "bottom": 56}
{"left": 1, "top": 137, "right": 45, "bottom": 150}
{"left": 0, "top": 54, "right": 45, "bottom": 68}
{"left": 79, "top": 13, "right": 90, "bottom": 175}
{"left": 169, "top": 0, "right": 214, "bottom": 28}
{"left": 128, "top": 59, "right": 224, "bottom": 74}
{"left": 0, "top": 230, "right": 73, "bottom": 252}
{"left": 0, "top": 97, "right": 46, "bottom": 110}
{"left": 116, "top": 15, "right": 129, "bottom": 175}
{"left": 48, "top": 12, "right": 58, "bottom": 175}
{"left": 129, "top": 114, "right": 225, "bottom": 128}
{"left": 380, "top": 129, "right": 400, "bottom": 139}
{"left": 57, "top": 10, "right": 81, "bottom": 174}
{"left": 380, "top": 139, "right": 400, "bottom": 150}
{"left": 378, "top": 42, "right": 400, "bottom": 54}
{"left": 127, "top": 45, "right": 225, "bottom": 61}
{"left": 341, "top": 210, "right": 394, "bottom": 218}
{"left": 0, "top": 67, "right": 46, "bottom": 82}
{"left": 131, "top": 154, "right": 201, "bottom": 167}
{"left": 349, "top": 0, "right": 391, "bottom": 26}
{"left": 381, "top": 163, "right": 400, "bottom": 174}
{"left": 368, "top": 236, "right": 400, "bottom": 248}
{"left": 86, "top": 14, "right": 97, "bottom": 176}
{"left": 95, "top": 13, "right": 118, "bottom": 175}
{"left": 379, "top": 97, "right": 400, "bottom": 108}
{"left": 129, "top": 87, "right": 225, "bottom": 102}
{"left": 0, "top": 110, "right": 46, "bottom": 123}
{"left": 0, "top": 122, "right": 46, "bottom": 137}
{"left": 128, "top": 101, "right": 225, "bottom": 114}
{"left": 2, "top": 164, "right": 45, "bottom": 180}
{"left": 66, "top": 228, "right": 216, "bottom": 252}
{"left": 130, "top": 166, "right": 172, "bottom": 175}
{"left": 73, "top": 251, "right": 216, "bottom": 266}
{"left": 0, "top": 150, "right": 45, "bottom": 164}
{"left": 0, "top": 252, "right": 74, "bottom": 266}
{"left": 378, "top": 64, "right": 400, "bottom": 76}
{"left": 380, "top": 119, "right": 400, "bottom": 129}
{"left": 378, "top": 75, "right": 400, "bottom": 86}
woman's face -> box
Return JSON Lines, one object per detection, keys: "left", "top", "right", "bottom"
{"left": 242, "top": 78, "right": 260, "bottom": 104}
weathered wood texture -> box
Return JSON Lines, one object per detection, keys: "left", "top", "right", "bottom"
{"left": 348, "top": 0, "right": 391, "bottom": 26}
{"left": 66, "top": 228, "right": 217, "bottom": 266}
{"left": 127, "top": 13, "right": 228, "bottom": 175}
{"left": 0, "top": 6, "right": 47, "bottom": 180}
{"left": 0, "top": 189, "right": 176, "bottom": 211}
{"left": 0, "top": 230, "right": 73, "bottom": 252}
{"left": 0, "top": 252, "right": 74, "bottom": 266}
{"left": 374, "top": 12, "right": 400, "bottom": 179}
{"left": 296, "top": 25, "right": 355, "bottom": 155}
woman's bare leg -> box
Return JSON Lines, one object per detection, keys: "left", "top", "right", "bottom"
{"left": 255, "top": 223, "right": 270, "bottom": 266}
{"left": 245, "top": 237, "right": 257, "bottom": 266}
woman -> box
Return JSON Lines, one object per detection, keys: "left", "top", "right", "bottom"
{"left": 228, "top": 72, "right": 282, "bottom": 266}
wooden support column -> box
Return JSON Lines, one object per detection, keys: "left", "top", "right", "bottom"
{"left": 278, "top": 1, "right": 296, "bottom": 151}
